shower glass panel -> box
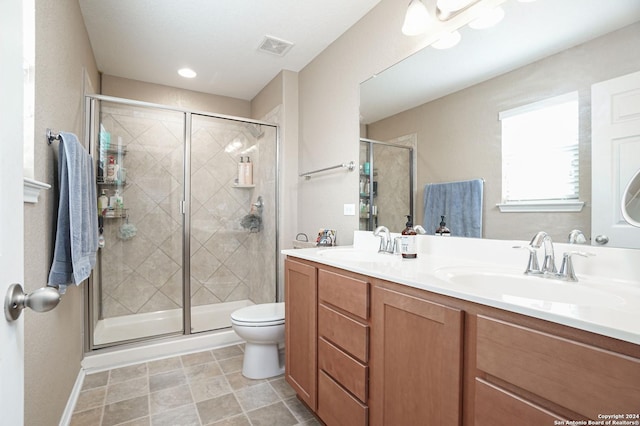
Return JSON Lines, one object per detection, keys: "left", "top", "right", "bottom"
{"left": 189, "top": 114, "right": 277, "bottom": 334}
{"left": 359, "top": 138, "right": 414, "bottom": 232}
{"left": 88, "top": 99, "right": 186, "bottom": 348}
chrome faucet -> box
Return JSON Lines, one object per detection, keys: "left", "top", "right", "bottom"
{"left": 413, "top": 225, "right": 427, "bottom": 234}
{"left": 373, "top": 226, "right": 394, "bottom": 254}
{"left": 568, "top": 229, "right": 587, "bottom": 244}
{"left": 515, "top": 231, "right": 594, "bottom": 281}
{"left": 529, "top": 231, "right": 556, "bottom": 273}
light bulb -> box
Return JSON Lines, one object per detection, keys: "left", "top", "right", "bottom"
{"left": 402, "top": 0, "right": 431, "bottom": 36}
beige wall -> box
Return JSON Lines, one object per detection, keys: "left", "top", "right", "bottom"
{"left": 367, "top": 23, "right": 640, "bottom": 242}
{"left": 251, "top": 70, "right": 299, "bottom": 299}
{"left": 296, "top": 0, "right": 499, "bottom": 245}
{"left": 102, "top": 75, "right": 251, "bottom": 117}
{"left": 25, "top": 0, "right": 99, "bottom": 424}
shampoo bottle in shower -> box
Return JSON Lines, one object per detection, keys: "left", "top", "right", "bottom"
{"left": 97, "top": 190, "right": 108, "bottom": 216}
{"left": 244, "top": 156, "right": 253, "bottom": 185}
{"left": 237, "top": 157, "right": 246, "bottom": 185}
{"left": 401, "top": 215, "right": 417, "bottom": 259}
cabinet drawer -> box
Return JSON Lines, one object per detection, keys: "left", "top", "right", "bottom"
{"left": 319, "top": 304, "right": 369, "bottom": 362}
{"left": 318, "top": 269, "right": 369, "bottom": 320}
{"left": 317, "top": 370, "right": 368, "bottom": 426}
{"left": 476, "top": 315, "right": 640, "bottom": 419}
{"left": 475, "top": 379, "right": 565, "bottom": 426}
{"left": 318, "top": 337, "right": 368, "bottom": 402}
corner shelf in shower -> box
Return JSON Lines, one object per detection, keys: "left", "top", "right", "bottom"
{"left": 232, "top": 184, "right": 255, "bottom": 189}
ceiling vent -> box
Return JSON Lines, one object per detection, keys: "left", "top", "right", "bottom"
{"left": 258, "top": 35, "right": 294, "bottom": 56}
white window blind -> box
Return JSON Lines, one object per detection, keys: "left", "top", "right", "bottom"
{"left": 499, "top": 92, "right": 580, "bottom": 207}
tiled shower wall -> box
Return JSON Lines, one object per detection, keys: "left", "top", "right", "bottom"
{"left": 98, "top": 103, "right": 276, "bottom": 319}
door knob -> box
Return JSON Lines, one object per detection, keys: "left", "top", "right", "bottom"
{"left": 4, "top": 283, "right": 61, "bottom": 322}
{"left": 594, "top": 235, "right": 609, "bottom": 245}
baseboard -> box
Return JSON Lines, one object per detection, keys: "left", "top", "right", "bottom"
{"left": 82, "top": 329, "right": 242, "bottom": 373}
{"left": 58, "top": 369, "right": 85, "bottom": 426}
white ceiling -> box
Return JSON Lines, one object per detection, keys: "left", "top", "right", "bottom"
{"left": 360, "top": 0, "right": 640, "bottom": 123}
{"left": 79, "top": 0, "right": 382, "bottom": 101}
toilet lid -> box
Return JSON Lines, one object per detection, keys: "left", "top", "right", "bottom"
{"left": 231, "top": 302, "right": 284, "bottom": 323}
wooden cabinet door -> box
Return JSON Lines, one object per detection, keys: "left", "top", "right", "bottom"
{"left": 284, "top": 258, "right": 318, "bottom": 410}
{"left": 370, "top": 286, "right": 464, "bottom": 426}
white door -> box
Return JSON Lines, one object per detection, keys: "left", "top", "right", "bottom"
{"left": 1, "top": 0, "right": 26, "bottom": 424}
{"left": 592, "top": 70, "right": 640, "bottom": 249}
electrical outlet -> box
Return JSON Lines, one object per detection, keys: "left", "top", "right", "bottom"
{"left": 343, "top": 203, "right": 356, "bottom": 216}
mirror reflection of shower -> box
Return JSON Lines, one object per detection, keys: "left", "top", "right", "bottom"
{"left": 86, "top": 95, "right": 278, "bottom": 350}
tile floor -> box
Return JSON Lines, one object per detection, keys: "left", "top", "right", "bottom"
{"left": 70, "top": 345, "right": 320, "bottom": 426}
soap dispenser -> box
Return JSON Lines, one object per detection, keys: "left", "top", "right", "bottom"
{"left": 435, "top": 215, "right": 451, "bottom": 236}
{"left": 401, "top": 215, "right": 417, "bottom": 259}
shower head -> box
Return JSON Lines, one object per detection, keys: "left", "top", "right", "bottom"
{"left": 244, "top": 123, "right": 264, "bottom": 139}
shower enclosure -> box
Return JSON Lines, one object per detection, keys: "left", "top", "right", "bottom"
{"left": 85, "top": 95, "right": 278, "bottom": 350}
{"left": 359, "top": 138, "right": 414, "bottom": 233}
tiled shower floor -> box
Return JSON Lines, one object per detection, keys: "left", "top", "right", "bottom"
{"left": 70, "top": 344, "right": 319, "bottom": 426}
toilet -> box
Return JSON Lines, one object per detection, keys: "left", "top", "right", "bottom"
{"left": 230, "top": 302, "right": 285, "bottom": 379}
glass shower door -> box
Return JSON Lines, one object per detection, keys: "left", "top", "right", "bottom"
{"left": 88, "top": 99, "right": 186, "bottom": 348}
{"left": 189, "top": 114, "right": 277, "bottom": 333}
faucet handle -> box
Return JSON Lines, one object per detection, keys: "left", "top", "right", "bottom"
{"left": 558, "top": 251, "right": 595, "bottom": 282}
{"left": 513, "top": 245, "right": 540, "bottom": 274}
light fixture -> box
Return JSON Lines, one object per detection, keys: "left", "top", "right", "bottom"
{"left": 402, "top": 0, "right": 431, "bottom": 36}
{"left": 468, "top": 6, "right": 505, "bottom": 29}
{"left": 436, "top": 0, "right": 476, "bottom": 13}
{"left": 178, "top": 68, "right": 197, "bottom": 78}
{"left": 431, "top": 30, "right": 462, "bottom": 49}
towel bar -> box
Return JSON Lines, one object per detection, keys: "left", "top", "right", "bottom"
{"left": 4, "top": 283, "right": 61, "bottom": 321}
{"left": 47, "top": 128, "right": 61, "bottom": 144}
{"left": 300, "top": 161, "right": 355, "bottom": 179}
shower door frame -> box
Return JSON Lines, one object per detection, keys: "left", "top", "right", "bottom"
{"left": 83, "top": 94, "right": 280, "bottom": 352}
{"left": 359, "top": 137, "right": 415, "bottom": 231}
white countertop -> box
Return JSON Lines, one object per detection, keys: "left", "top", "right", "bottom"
{"left": 282, "top": 232, "right": 640, "bottom": 345}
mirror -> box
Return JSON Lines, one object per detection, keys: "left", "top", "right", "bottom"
{"left": 622, "top": 169, "right": 640, "bottom": 228}
{"left": 358, "top": 138, "right": 415, "bottom": 232}
{"left": 360, "top": 0, "right": 640, "bottom": 246}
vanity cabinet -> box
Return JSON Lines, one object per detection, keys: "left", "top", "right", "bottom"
{"left": 317, "top": 269, "right": 370, "bottom": 425}
{"left": 284, "top": 258, "right": 317, "bottom": 410}
{"left": 284, "top": 256, "right": 640, "bottom": 425}
{"left": 474, "top": 315, "right": 640, "bottom": 424}
{"left": 369, "top": 285, "right": 464, "bottom": 426}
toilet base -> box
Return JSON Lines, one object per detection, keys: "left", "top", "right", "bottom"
{"left": 242, "top": 342, "right": 284, "bottom": 379}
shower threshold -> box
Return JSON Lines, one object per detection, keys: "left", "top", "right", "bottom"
{"left": 93, "top": 299, "right": 253, "bottom": 346}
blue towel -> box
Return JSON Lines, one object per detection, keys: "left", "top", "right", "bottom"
{"left": 423, "top": 179, "right": 483, "bottom": 238}
{"left": 48, "top": 132, "right": 98, "bottom": 293}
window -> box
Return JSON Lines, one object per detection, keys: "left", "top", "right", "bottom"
{"left": 498, "top": 92, "right": 584, "bottom": 212}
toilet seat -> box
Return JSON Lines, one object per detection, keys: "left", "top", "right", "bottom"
{"left": 231, "top": 302, "right": 284, "bottom": 327}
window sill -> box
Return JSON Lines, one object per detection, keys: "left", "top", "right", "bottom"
{"left": 497, "top": 200, "right": 584, "bottom": 213}
{"left": 24, "top": 177, "right": 51, "bottom": 204}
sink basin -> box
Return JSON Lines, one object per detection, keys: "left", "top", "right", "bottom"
{"left": 433, "top": 266, "right": 626, "bottom": 308}
{"left": 317, "top": 248, "right": 398, "bottom": 263}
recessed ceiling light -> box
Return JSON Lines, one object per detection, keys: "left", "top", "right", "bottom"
{"left": 178, "top": 68, "right": 197, "bottom": 78}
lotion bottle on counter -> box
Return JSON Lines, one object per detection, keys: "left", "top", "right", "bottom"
{"left": 436, "top": 215, "right": 451, "bottom": 236}
{"left": 401, "top": 215, "right": 417, "bottom": 259}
